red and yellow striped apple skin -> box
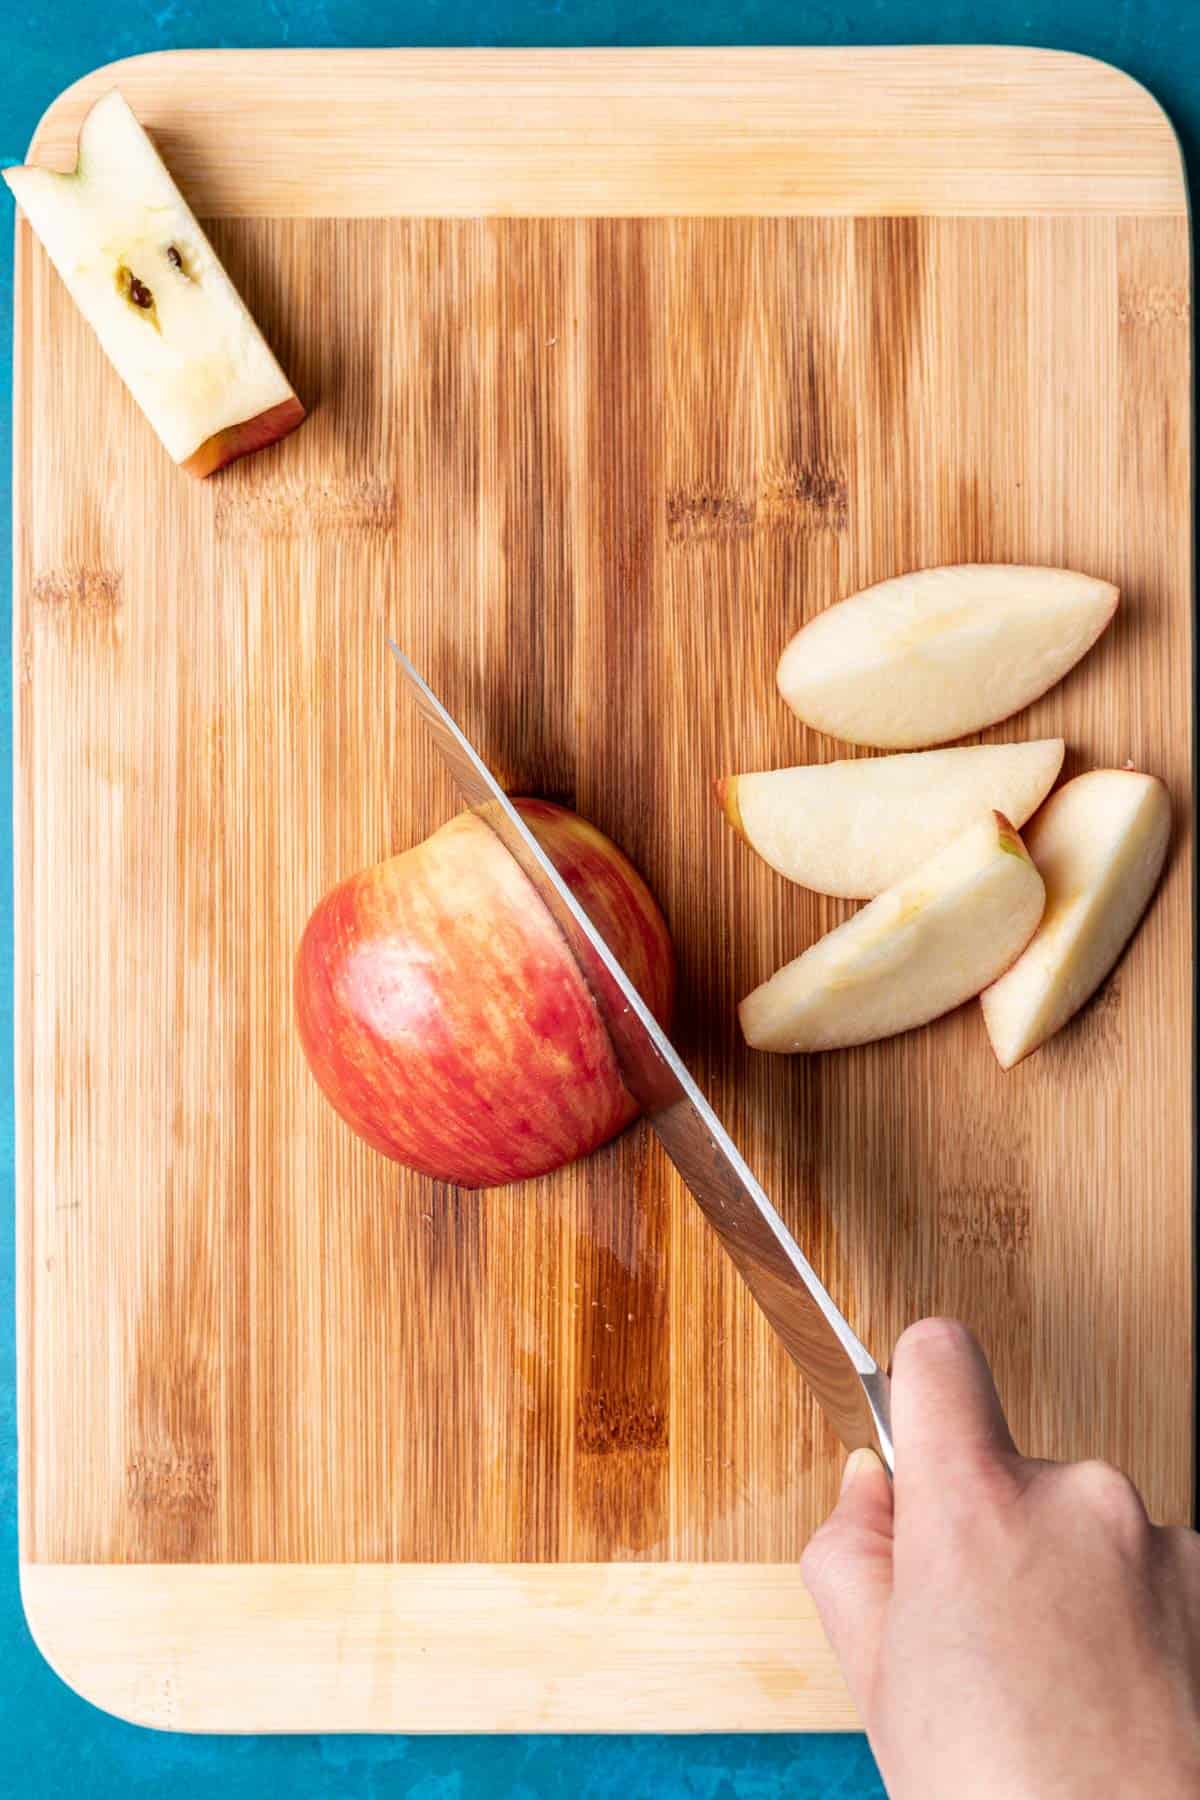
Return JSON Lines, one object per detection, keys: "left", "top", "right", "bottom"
{"left": 182, "top": 395, "right": 306, "bottom": 478}
{"left": 295, "top": 800, "right": 675, "bottom": 1188}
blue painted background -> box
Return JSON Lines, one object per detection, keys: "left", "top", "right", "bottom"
{"left": 1, "top": 5, "right": 1195, "bottom": 1795}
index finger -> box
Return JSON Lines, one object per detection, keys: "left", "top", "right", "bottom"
{"left": 890, "top": 1317, "right": 1017, "bottom": 1495}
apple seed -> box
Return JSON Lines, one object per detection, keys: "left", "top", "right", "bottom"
{"left": 116, "top": 263, "right": 155, "bottom": 310}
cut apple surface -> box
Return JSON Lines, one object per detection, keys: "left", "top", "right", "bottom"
{"left": 740, "top": 811, "right": 1044, "bottom": 1053}
{"left": 717, "top": 738, "right": 1064, "bottom": 898}
{"left": 777, "top": 565, "right": 1118, "bottom": 749}
{"left": 5, "top": 89, "right": 303, "bottom": 475}
{"left": 981, "top": 771, "right": 1170, "bottom": 1069}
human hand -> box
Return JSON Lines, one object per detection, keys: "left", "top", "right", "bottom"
{"left": 802, "top": 1318, "right": 1200, "bottom": 1798}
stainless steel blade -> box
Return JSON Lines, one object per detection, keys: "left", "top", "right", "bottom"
{"left": 390, "top": 643, "right": 893, "bottom": 1469}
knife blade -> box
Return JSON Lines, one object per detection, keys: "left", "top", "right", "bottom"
{"left": 390, "top": 643, "right": 893, "bottom": 1470}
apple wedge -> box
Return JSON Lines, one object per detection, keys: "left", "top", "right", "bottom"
{"left": 981, "top": 771, "right": 1170, "bottom": 1069}
{"left": 717, "top": 738, "right": 1063, "bottom": 898}
{"left": 740, "top": 812, "right": 1044, "bottom": 1053}
{"left": 777, "top": 565, "right": 1118, "bottom": 748}
{"left": 4, "top": 90, "right": 303, "bottom": 476}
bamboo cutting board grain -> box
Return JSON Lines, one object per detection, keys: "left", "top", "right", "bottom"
{"left": 12, "top": 48, "right": 1192, "bottom": 1732}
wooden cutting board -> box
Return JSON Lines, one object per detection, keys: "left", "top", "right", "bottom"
{"left": 13, "top": 48, "right": 1192, "bottom": 1733}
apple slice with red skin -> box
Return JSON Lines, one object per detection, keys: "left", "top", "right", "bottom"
{"left": 295, "top": 800, "right": 675, "bottom": 1189}
{"left": 5, "top": 89, "right": 303, "bottom": 477}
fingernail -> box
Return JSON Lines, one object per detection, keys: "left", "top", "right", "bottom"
{"left": 841, "top": 1447, "right": 882, "bottom": 1492}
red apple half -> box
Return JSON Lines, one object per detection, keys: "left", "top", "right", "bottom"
{"left": 295, "top": 800, "right": 675, "bottom": 1188}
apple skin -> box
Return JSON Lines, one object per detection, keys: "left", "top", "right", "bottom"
{"left": 295, "top": 799, "right": 675, "bottom": 1188}
{"left": 183, "top": 395, "right": 306, "bottom": 479}
{"left": 713, "top": 776, "right": 743, "bottom": 835}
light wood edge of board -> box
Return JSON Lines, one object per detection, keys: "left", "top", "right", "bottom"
{"left": 18, "top": 45, "right": 1188, "bottom": 218}
{"left": 19, "top": 1562, "right": 856, "bottom": 1733}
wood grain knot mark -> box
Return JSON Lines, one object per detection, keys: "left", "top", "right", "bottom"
{"left": 938, "top": 1189, "right": 1031, "bottom": 1259}
{"left": 667, "top": 487, "right": 755, "bottom": 542}
{"left": 32, "top": 568, "right": 121, "bottom": 615}
{"left": 761, "top": 463, "right": 849, "bottom": 532}
{"left": 576, "top": 1392, "right": 667, "bottom": 1455}
{"left": 667, "top": 464, "right": 848, "bottom": 543}
{"left": 1119, "top": 285, "right": 1190, "bottom": 327}
{"left": 215, "top": 479, "right": 396, "bottom": 538}
{"left": 126, "top": 1450, "right": 216, "bottom": 1515}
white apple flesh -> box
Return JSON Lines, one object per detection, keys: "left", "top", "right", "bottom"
{"left": 4, "top": 89, "right": 303, "bottom": 476}
{"left": 777, "top": 565, "right": 1118, "bottom": 749}
{"left": 717, "top": 738, "right": 1063, "bottom": 898}
{"left": 740, "top": 811, "right": 1045, "bottom": 1053}
{"left": 981, "top": 771, "right": 1170, "bottom": 1069}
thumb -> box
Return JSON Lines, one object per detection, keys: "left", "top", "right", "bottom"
{"left": 801, "top": 1447, "right": 895, "bottom": 1711}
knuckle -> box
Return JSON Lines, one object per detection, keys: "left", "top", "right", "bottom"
{"left": 1068, "top": 1459, "right": 1148, "bottom": 1539}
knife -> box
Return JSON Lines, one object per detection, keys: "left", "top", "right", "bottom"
{"left": 390, "top": 643, "right": 894, "bottom": 1472}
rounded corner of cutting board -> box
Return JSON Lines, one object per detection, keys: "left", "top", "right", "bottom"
{"left": 19, "top": 1563, "right": 175, "bottom": 1733}
{"left": 1047, "top": 50, "right": 1189, "bottom": 210}
{"left": 21, "top": 50, "right": 204, "bottom": 168}
{"left": 16, "top": 1563, "right": 859, "bottom": 1734}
